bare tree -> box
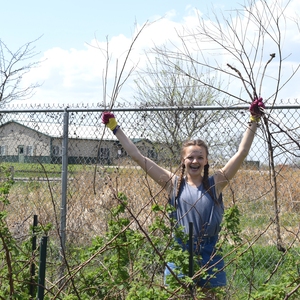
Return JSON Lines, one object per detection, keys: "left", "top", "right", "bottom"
{"left": 133, "top": 52, "right": 233, "bottom": 165}
{"left": 154, "top": 0, "right": 300, "bottom": 105}
{"left": 0, "top": 38, "right": 42, "bottom": 105}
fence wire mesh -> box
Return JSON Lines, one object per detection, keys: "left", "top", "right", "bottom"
{"left": 0, "top": 104, "right": 299, "bottom": 299}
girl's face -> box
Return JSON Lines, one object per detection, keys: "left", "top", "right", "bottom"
{"left": 182, "top": 145, "right": 208, "bottom": 177}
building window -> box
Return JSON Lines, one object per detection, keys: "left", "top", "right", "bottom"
{"left": 148, "top": 149, "right": 157, "bottom": 160}
{"left": 52, "top": 145, "right": 60, "bottom": 156}
{"left": 26, "top": 145, "right": 33, "bottom": 156}
{"left": 117, "top": 148, "right": 127, "bottom": 157}
{"left": 0, "top": 145, "right": 7, "bottom": 156}
{"left": 19, "top": 146, "right": 24, "bottom": 154}
{"left": 98, "top": 147, "right": 111, "bottom": 164}
{"left": 99, "top": 147, "right": 110, "bottom": 159}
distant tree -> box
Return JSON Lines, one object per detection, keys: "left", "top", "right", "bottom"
{"left": 0, "top": 38, "right": 41, "bottom": 104}
{"left": 133, "top": 53, "right": 231, "bottom": 165}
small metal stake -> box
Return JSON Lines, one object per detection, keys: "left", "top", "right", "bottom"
{"left": 37, "top": 236, "right": 48, "bottom": 300}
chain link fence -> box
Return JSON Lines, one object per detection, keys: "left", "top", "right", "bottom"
{"left": 0, "top": 103, "right": 299, "bottom": 298}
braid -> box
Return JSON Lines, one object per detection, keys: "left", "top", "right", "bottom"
{"left": 202, "top": 163, "right": 210, "bottom": 192}
{"left": 202, "top": 163, "right": 215, "bottom": 202}
{"left": 175, "top": 164, "right": 185, "bottom": 205}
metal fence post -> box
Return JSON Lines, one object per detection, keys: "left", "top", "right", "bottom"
{"left": 60, "top": 108, "right": 69, "bottom": 274}
{"left": 37, "top": 236, "right": 48, "bottom": 300}
{"left": 189, "top": 222, "right": 194, "bottom": 295}
{"left": 188, "top": 222, "right": 194, "bottom": 278}
{"left": 30, "top": 215, "right": 38, "bottom": 298}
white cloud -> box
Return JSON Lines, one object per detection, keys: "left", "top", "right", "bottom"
{"left": 21, "top": 8, "right": 192, "bottom": 106}
{"left": 19, "top": 0, "right": 300, "bottom": 107}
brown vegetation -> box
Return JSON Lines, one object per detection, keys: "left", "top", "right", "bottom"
{"left": 5, "top": 165, "right": 300, "bottom": 248}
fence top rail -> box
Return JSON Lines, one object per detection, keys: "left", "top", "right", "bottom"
{"left": 0, "top": 104, "right": 299, "bottom": 113}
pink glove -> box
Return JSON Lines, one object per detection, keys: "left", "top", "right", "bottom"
{"left": 249, "top": 97, "right": 265, "bottom": 122}
{"left": 102, "top": 111, "right": 119, "bottom": 133}
{"left": 102, "top": 111, "right": 114, "bottom": 124}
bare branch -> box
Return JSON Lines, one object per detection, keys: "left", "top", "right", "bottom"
{"left": 0, "top": 37, "right": 42, "bottom": 104}
{"left": 227, "top": 63, "right": 253, "bottom": 100}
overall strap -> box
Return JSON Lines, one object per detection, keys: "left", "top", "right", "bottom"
{"left": 203, "top": 176, "right": 218, "bottom": 236}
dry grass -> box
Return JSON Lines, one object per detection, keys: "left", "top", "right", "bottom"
{"left": 223, "top": 166, "right": 300, "bottom": 247}
{"left": 6, "top": 166, "right": 168, "bottom": 245}
{"left": 5, "top": 164, "right": 300, "bottom": 248}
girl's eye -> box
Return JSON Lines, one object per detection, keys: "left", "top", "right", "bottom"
{"left": 186, "top": 156, "right": 203, "bottom": 161}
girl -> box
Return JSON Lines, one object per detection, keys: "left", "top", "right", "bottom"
{"left": 102, "top": 98, "right": 264, "bottom": 298}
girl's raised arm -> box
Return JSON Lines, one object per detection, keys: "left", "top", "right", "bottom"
{"left": 214, "top": 97, "right": 265, "bottom": 196}
{"left": 102, "top": 112, "right": 173, "bottom": 189}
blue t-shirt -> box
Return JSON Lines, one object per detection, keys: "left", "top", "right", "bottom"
{"left": 169, "top": 176, "right": 224, "bottom": 238}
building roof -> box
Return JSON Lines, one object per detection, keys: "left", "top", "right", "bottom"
{"left": 0, "top": 120, "right": 152, "bottom": 143}
{"left": 0, "top": 120, "right": 113, "bottom": 140}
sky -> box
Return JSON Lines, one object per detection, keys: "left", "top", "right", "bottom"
{"left": 1, "top": 0, "right": 300, "bottom": 107}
